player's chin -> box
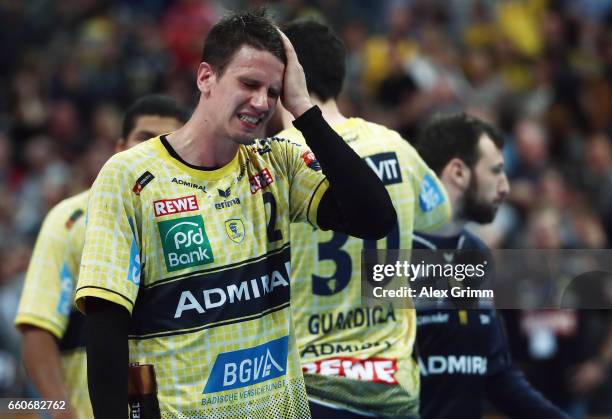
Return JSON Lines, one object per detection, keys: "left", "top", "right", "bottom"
{"left": 231, "top": 132, "right": 259, "bottom": 145}
{"left": 236, "top": 125, "right": 266, "bottom": 144}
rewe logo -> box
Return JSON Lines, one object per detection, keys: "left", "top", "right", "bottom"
{"left": 364, "top": 152, "right": 402, "bottom": 186}
{"left": 157, "top": 215, "right": 214, "bottom": 272}
{"left": 301, "top": 357, "right": 398, "bottom": 384}
{"left": 249, "top": 169, "right": 274, "bottom": 194}
{"left": 154, "top": 195, "right": 199, "bottom": 217}
{"left": 203, "top": 336, "right": 288, "bottom": 393}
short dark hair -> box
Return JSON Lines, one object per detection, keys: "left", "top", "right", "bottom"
{"left": 416, "top": 113, "right": 504, "bottom": 175}
{"left": 202, "top": 10, "right": 286, "bottom": 77}
{"left": 284, "top": 19, "right": 345, "bottom": 101}
{"left": 122, "top": 94, "right": 190, "bottom": 138}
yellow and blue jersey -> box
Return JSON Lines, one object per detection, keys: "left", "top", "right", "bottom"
{"left": 15, "top": 190, "right": 93, "bottom": 418}
{"left": 75, "top": 135, "right": 329, "bottom": 418}
{"left": 279, "top": 118, "right": 451, "bottom": 417}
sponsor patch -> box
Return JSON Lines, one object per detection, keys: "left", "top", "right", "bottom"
{"left": 215, "top": 187, "right": 241, "bottom": 210}
{"left": 127, "top": 217, "right": 141, "bottom": 285}
{"left": 301, "top": 357, "right": 398, "bottom": 384}
{"left": 203, "top": 336, "right": 288, "bottom": 393}
{"left": 65, "top": 209, "right": 84, "bottom": 230}
{"left": 157, "top": 215, "right": 214, "bottom": 272}
{"left": 129, "top": 247, "right": 291, "bottom": 336}
{"left": 154, "top": 195, "right": 199, "bottom": 217}
{"left": 171, "top": 177, "right": 207, "bottom": 193}
{"left": 133, "top": 171, "right": 155, "bottom": 195}
{"left": 301, "top": 150, "right": 321, "bottom": 171}
{"left": 418, "top": 355, "right": 487, "bottom": 376}
{"left": 57, "top": 263, "right": 74, "bottom": 316}
{"left": 364, "top": 152, "right": 402, "bottom": 185}
{"left": 225, "top": 219, "right": 245, "bottom": 243}
{"left": 249, "top": 168, "right": 274, "bottom": 194}
{"left": 419, "top": 174, "right": 445, "bottom": 212}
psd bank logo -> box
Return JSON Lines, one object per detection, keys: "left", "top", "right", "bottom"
{"left": 157, "top": 215, "right": 214, "bottom": 272}
{"left": 203, "top": 336, "right": 288, "bottom": 393}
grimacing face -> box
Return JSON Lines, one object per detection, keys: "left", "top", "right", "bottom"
{"left": 204, "top": 45, "right": 284, "bottom": 145}
{"left": 463, "top": 134, "right": 510, "bottom": 224}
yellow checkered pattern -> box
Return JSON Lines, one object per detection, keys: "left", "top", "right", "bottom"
{"left": 15, "top": 190, "right": 93, "bottom": 419}
{"left": 280, "top": 118, "right": 451, "bottom": 417}
{"left": 75, "top": 136, "right": 328, "bottom": 417}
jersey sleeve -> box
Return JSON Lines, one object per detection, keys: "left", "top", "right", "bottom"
{"left": 74, "top": 156, "right": 141, "bottom": 315}
{"left": 411, "top": 155, "right": 451, "bottom": 231}
{"left": 274, "top": 131, "right": 329, "bottom": 226}
{"left": 15, "top": 203, "right": 76, "bottom": 339}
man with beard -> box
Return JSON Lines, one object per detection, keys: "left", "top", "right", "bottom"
{"left": 413, "top": 113, "right": 568, "bottom": 418}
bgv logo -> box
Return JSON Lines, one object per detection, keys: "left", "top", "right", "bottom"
{"left": 203, "top": 336, "right": 288, "bottom": 393}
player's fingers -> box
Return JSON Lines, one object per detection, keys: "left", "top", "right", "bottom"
{"left": 276, "top": 28, "right": 297, "bottom": 62}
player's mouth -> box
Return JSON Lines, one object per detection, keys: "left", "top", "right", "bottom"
{"left": 238, "top": 113, "right": 263, "bottom": 129}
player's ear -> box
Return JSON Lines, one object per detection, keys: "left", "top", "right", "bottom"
{"left": 197, "top": 62, "right": 216, "bottom": 96}
{"left": 115, "top": 138, "right": 127, "bottom": 153}
{"left": 444, "top": 158, "right": 471, "bottom": 190}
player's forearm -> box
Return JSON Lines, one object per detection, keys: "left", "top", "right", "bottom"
{"left": 86, "top": 298, "right": 130, "bottom": 418}
{"left": 293, "top": 106, "right": 396, "bottom": 239}
{"left": 487, "top": 368, "right": 570, "bottom": 419}
{"left": 21, "top": 327, "right": 71, "bottom": 400}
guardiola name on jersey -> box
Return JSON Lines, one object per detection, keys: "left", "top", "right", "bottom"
{"left": 279, "top": 118, "right": 450, "bottom": 417}
{"left": 75, "top": 135, "right": 329, "bottom": 418}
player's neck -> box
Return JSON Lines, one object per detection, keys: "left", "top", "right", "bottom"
{"left": 432, "top": 217, "right": 466, "bottom": 237}
{"left": 431, "top": 187, "right": 466, "bottom": 236}
{"left": 314, "top": 97, "right": 347, "bottom": 126}
{"left": 166, "top": 107, "right": 238, "bottom": 168}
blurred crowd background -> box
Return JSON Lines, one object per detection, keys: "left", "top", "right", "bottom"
{"left": 1, "top": 0, "right": 611, "bottom": 417}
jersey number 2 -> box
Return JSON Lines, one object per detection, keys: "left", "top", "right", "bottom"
{"left": 263, "top": 192, "right": 282, "bottom": 242}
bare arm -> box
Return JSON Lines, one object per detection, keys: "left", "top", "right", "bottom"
{"left": 21, "top": 326, "right": 78, "bottom": 419}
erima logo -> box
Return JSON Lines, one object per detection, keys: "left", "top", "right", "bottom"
{"left": 203, "top": 336, "right": 288, "bottom": 393}
{"left": 215, "top": 196, "right": 241, "bottom": 210}
{"left": 218, "top": 187, "right": 231, "bottom": 198}
{"left": 157, "top": 215, "right": 214, "bottom": 272}
{"left": 173, "top": 261, "right": 291, "bottom": 318}
{"left": 418, "top": 355, "right": 487, "bottom": 376}
{"left": 364, "top": 152, "right": 402, "bottom": 186}
{"left": 419, "top": 174, "right": 445, "bottom": 212}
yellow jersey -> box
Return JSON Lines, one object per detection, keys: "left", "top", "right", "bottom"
{"left": 279, "top": 118, "right": 451, "bottom": 417}
{"left": 15, "top": 190, "right": 93, "bottom": 418}
{"left": 75, "top": 135, "right": 329, "bottom": 418}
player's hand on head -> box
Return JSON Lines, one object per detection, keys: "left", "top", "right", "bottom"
{"left": 277, "top": 28, "right": 312, "bottom": 118}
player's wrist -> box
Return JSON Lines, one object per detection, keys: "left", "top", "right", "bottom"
{"left": 288, "top": 99, "right": 313, "bottom": 119}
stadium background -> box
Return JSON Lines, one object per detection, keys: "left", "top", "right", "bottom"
{"left": 0, "top": 0, "right": 611, "bottom": 417}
